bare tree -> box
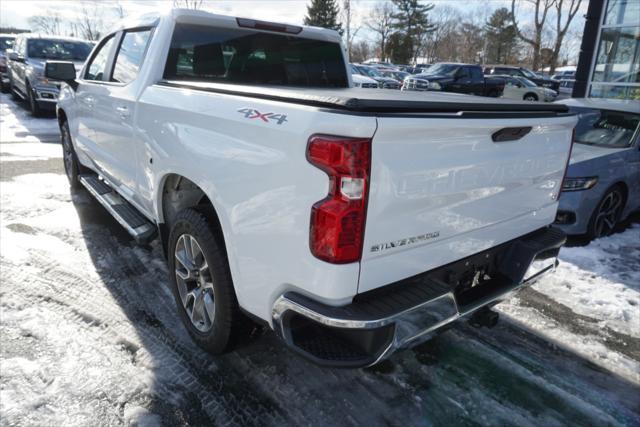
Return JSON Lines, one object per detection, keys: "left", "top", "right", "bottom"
{"left": 28, "top": 12, "right": 63, "bottom": 35}
{"left": 365, "top": 2, "right": 394, "bottom": 61}
{"left": 74, "top": 1, "right": 106, "bottom": 40}
{"left": 341, "top": 0, "right": 361, "bottom": 57}
{"left": 548, "top": 0, "right": 582, "bottom": 73}
{"left": 350, "top": 40, "right": 372, "bottom": 62}
{"left": 511, "top": 0, "right": 555, "bottom": 70}
{"left": 113, "top": 1, "right": 126, "bottom": 20}
{"left": 173, "top": 0, "right": 204, "bottom": 9}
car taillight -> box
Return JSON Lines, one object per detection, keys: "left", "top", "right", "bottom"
{"left": 557, "top": 128, "right": 575, "bottom": 200}
{"left": 307, "top": 135, "right": 371, "bottom": 264}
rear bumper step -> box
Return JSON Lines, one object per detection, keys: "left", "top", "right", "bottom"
{"left": 272, "top": 227, "right": 565, "bottom": 368}
{"left": 79, "top": 175, "right": 157, "bottom": 244}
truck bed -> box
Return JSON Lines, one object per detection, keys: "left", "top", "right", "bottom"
{"left": 158, "top": 80, "right": 569, "bottom": 115}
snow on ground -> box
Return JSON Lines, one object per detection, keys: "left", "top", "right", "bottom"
{"left": 0, "top": 93, "right": 59, "bottom": 143}
{"left": 1, "top": 95, "right": 639, "bottom": 426}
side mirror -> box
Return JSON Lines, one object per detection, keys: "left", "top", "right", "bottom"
{"left": 7, "top": 50, "right": 24, "bottom": 63}
{"left": 45, "top": 61, "right": 78, "bottom": 90}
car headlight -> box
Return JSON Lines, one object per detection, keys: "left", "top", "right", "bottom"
{"left": 562, "top": 177, "right": 598, "bottom": 191}
{"left": 33, "top": 75, "right": 54, "bottom": 86}
{"left": 429, "top": 82, "right": 441, "bottom": 90}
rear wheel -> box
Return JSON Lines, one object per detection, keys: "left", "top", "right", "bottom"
{"left": 168, "top": 208, "right": 246, "bottom": 354}
{"left": 523, "top": 93, "right": 538, "bottom": 102}
{"left": 587, "top": 186, "right": 625, "bottom": 239}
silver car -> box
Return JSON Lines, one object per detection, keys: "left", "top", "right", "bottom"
{"left": 0, "top": 33, "right": 16, "bottom": 91}
{"left": 7, "top": 34, "right": 92, "bottom": 115}
{"left": 555, "top": 98, "right": 640, "bottom": 238}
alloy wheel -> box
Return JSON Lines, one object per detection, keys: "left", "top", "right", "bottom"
{"left": 593, "top": 189, "right": 623, "bottom": 238}
{"left": 174, "top": 233, "right": 216, "bottom": 332}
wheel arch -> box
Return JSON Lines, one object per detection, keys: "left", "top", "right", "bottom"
{"left": 523, "top": 92, "right": 538, "bottom": 101}
{"left": 157, "top": 173, "right": 229, "bottom": 260}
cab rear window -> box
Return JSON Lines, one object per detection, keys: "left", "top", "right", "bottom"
{"left": 163, "top": 23, "right": 348, "bottom": 88}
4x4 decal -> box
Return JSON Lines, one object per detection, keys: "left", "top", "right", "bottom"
{"left": 237, "top": 108, "right": 288, "bottom": 125}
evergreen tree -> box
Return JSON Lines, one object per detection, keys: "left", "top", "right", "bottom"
{"left": 484, "top": 8, "right": 517, "bottom": 64}
{"left": 389, "top": 0, "right": 435, "bottom": 63}
{"left": 304, "top": 0, "right": 343, "bottom": 35}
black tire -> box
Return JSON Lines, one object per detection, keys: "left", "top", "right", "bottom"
{"left": 523, "top": 93, "right": 538, "bottom": 102}
{"left": 27, "top": 83, "right": 41, "bottom": 116}
{"left": 60, "top": 120, "right": 86, "bottom": 189}
{"left": 9, "top": 78, "right": 20, "bottom": 101}
{"left": 168, "top": 208, "right": 246, "bottom": 354}
{"left": 586, "top": 185, "right": 625, "bottom": 239}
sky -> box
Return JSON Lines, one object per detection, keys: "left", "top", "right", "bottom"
{"left": 0, "top": 0, "right": 587, "bottom": 62}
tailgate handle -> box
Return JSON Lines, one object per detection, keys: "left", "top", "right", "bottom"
{"left": 492, "top": 126, "right": 532, "bottom": 142}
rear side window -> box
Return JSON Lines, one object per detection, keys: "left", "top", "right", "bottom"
{"left": 469, "top": 67, "right": 483, "bottom": 82}
{"left": 111, "top": 29, "right": 152, "bottom": 84}
{"left": 85, "top": 35, "right": 116, "bottom": 81}
{"left": 164, "top": 23, "right": 348, "bottom": 88}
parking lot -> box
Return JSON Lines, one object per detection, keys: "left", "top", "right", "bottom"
{"left": 0, "top": 93, "right": 639, "bottom": 426}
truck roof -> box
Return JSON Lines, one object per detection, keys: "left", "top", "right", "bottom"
{"left": 115, "top": 8, "right": 342, "bottom": 44}
{"left": 159, "top": 80, "right": 569, "bottom": 116}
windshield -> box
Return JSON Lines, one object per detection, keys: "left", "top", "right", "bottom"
{"left": 0, "top": 37, "right": 14, "bottom": 51}
{"left": 520, "top": 68, "right": 538, "bottom": 79}
{"left": 27, "top": 39, "right": 93, "bottom": 61}
{"left": 519, "top": 77, "right": 538, "bottom": 87}
{"left": 358, "top": 66, "right": 382, "bottom": 78}
{"left": 572, "top": 107, "right": 639, "bottom": 148}
{"left": 423, "top": 63, "right": 458, "bottom": 76}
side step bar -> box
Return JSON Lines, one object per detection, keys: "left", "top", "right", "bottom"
{"left": 79, "top": 175, "right": 157, "bottom": 244}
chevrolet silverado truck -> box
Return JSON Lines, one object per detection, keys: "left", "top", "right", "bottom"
{"left": 402, "top": 63, "right": 505, "bottom": 97}
{"left": 45, "top": 9, "right": 575, "bottom": 368}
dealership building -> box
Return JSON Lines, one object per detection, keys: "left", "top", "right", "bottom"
{"left": 574, "top": 0, "right": 640, "bottom": 100}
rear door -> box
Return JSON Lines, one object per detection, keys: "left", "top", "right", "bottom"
{"left": 90, "top": 28, "right": 152, "bottom": 204}
{"left": 359, "top": 113, "right": 576, "bottom": 292}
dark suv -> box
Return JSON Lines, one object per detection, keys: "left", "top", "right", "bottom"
{"left": 484, "top": 65, "right": 559, "bottom": 92}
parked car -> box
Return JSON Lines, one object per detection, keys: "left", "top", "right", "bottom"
{"left": 499, "top": 75, "right": 558, "bottom": 102}
{"left": 485, "top": 65, "right": 560, "bottom": 92}
{"left": 351, "top": 72, "right": 379, "bottom": 88}
{"left": 47, "top": 9, "right": 574, "bottom": 368}
{"left": 7, "top": 34, "right": 93, "bottom": 115}
{"left": 558, "top": 79, "right": 575, "bottom": 97}
{"left": 400, "top": 65, "right": 428, "bottom": 74}
{"left": 403, "top": 63, "right": 505, "bottom": 97}
{"left": 380, "top": 69, "right": 410, "bottom": 83}
{"left": 555, "top": 98, "right": 640, "bottom": 238}
{"left": 0, "top": 33, "right": 16, "bottom": 92}
{"left": 552, "top": 70, "right": 576, "bottom": 81}
{"left": 352, "top": 64, "right": 401, "bottom": 89}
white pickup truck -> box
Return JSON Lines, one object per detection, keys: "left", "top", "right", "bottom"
{"left": 46, "top": 9, "right": 575, "bottom": 368}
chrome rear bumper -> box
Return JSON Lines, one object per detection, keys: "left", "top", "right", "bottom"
{"left": 272, "top": 227, "right": 565, "bottom": 368}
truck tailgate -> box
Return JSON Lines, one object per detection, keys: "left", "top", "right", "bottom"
{"left": 359, "top": 114, "right": 576, "bottom": 293}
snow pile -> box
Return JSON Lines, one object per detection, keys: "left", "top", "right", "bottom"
{"left": 537, "top": 226, "right": 640, "bottom": 338}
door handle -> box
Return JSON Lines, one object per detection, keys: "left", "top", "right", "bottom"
{"left": 115, "top": 105, "right": 130, "bottom": 118}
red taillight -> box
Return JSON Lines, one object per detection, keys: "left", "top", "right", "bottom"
{"left": 558, "top": 128, "right": 575, "bottom": 199}
{"left": 307, "top": 135, "right": 371, "bottom": 264}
